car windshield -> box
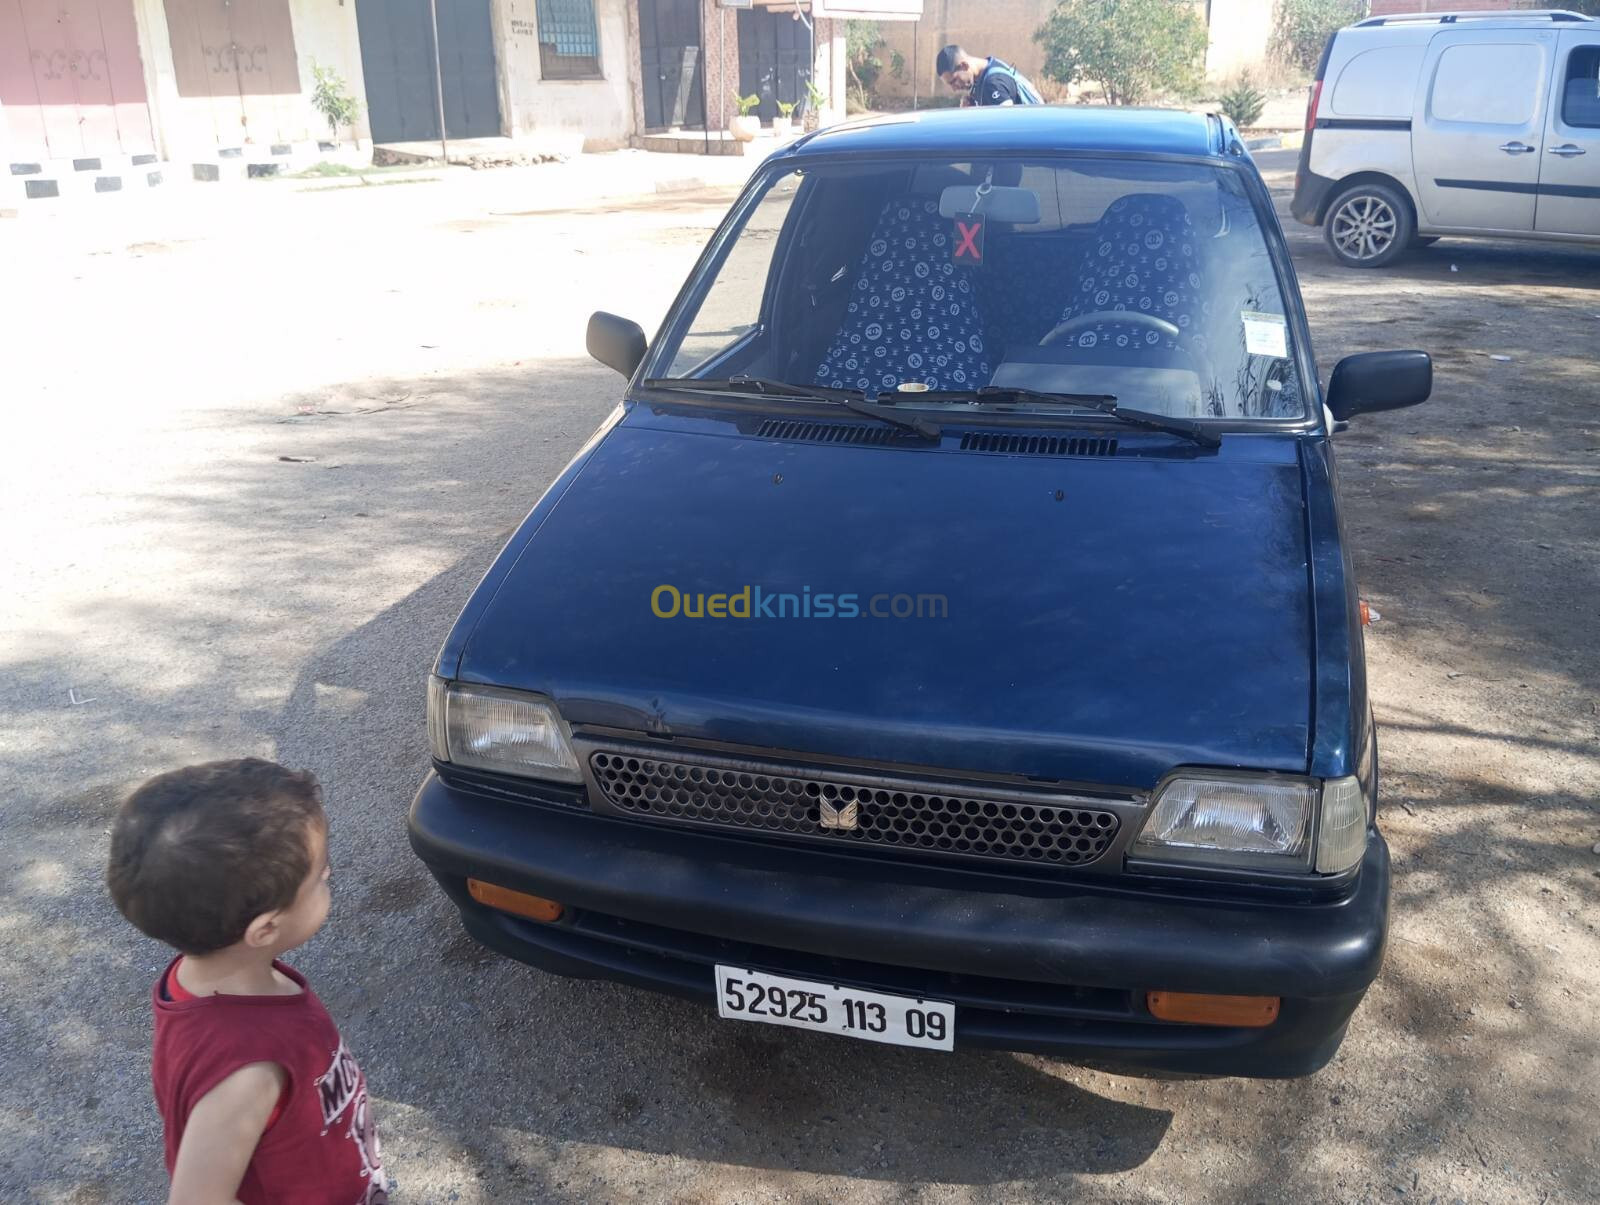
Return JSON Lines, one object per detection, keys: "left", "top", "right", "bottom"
{"left": 644, "top": 155, "right": 1307, "bottom": 422}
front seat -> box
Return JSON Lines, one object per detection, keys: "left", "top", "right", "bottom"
{"left": 1049, "top": 193, "right": 1211, "bottom": 360}
{"left": 815, "top": 197, "right": 991, "bottom": 393}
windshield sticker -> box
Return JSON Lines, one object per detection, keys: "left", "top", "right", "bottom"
{"left": 1242, "top": 311, "right": 1288, "bottom": 359}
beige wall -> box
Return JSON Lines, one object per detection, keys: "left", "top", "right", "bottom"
{"left": 865, "top": 0, "right": 1284, "bottom": 100}
{"left": 876, "top": 0, "right": 1055, "bottom": 101}
{"left": 1205, "top": 0, "right": 1274, "bottom": 81}
{"left": 493, "top": 0, "right": 635, "bottom": 151}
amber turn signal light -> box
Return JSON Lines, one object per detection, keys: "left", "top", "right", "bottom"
{"left": 467, "top": 879, "right": 564, "bottom": 923}
{"left": 1147, "top": 990, "right": 1280, "bottom": 1028}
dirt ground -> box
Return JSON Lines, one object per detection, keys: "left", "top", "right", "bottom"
{"left": 2, "top": 149, "right": 1598, "bottom": 1203}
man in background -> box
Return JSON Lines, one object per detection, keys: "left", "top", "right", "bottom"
{"left": 936, "top": 45, "right": 1044, "bottom": 107}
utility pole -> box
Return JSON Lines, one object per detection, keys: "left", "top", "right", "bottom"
{"left": 429, "top": 0, "right": 449, "bottom": 163}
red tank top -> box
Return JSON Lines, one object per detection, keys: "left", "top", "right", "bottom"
{"left": 152, "top": 957, "right": 387, "bottom": 1204}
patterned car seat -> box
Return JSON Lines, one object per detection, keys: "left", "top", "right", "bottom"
{"left": 815, "top": 197, "right": 991, "bottom": 393}
{"left": 980, "top": 235, "right": 1084, "bottom": 350}
{"left": 1053, "top": 193, "right": 1211, "bottom": 361}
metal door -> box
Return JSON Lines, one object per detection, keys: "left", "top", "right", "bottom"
{"left": 355, "top": 0, "right": 500, "bottom": 143}
{"left": 1535, "top": 30, "right": 1600, "bottom": 236}
{"left": 737, "top": 6, "right": 809, "bottom": 123}
{"left": 638, "top": 0, "right": 702, "bottom": 131}
{"left": 0, "top": 0, "right": 154, "bottom": 160}
{"left": 164, "top": 0, "right": 303, "bottom": 147}
{"left": 1411, "top": 30, "right": 1554, "bottom": 232}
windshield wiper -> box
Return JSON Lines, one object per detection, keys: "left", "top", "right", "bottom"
{"left": 641, "top": 375, "right": 942, "bottom": 441}
{"left": 915, "top": 386, "right": 1221, "bottom": 449}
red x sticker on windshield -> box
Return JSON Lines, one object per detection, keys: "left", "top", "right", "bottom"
{"left": 953, "top": 218, "right": 985, "bottom": 265}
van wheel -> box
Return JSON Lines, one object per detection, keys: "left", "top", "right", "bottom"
{"left": 1324, "top": 183, "right": 1414, "bottom": 268}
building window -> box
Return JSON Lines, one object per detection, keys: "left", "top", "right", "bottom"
{"left": 538, "top": 0, "right": 602, "bottom": 80}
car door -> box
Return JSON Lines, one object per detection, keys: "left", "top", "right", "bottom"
{"left": 1535, "top": 30, "right": 1600, "bottom": 236}
{"left": 1411, "top": 29, "right": 1555, "bottom": 232}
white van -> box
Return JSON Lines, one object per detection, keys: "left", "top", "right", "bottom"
{"left": 1291, "top": 10, "right": 1600, "bottom": 267}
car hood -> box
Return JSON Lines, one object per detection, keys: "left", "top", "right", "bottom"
{"left": 456, "top": 415, "right": 1314, "bottom": 790}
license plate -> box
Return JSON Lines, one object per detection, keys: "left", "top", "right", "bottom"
{"left": 714, "top": 965, "right": 954, "bottom": 1051}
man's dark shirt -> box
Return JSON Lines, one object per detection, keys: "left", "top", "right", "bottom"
{"left": 969, "top": 59, "right": 1023, "bottom": 107}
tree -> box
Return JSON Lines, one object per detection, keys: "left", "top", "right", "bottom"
{"left": 845, "top": 20, "right": 887, "bottom": 107}
{"left": 1271, "top": 0, "right": 1368, "bottom": 75}
{"left": 308, "top": 61, "right": 362, "bottom": 141}
{"left": 1033, "top": 0, "right": 1208, "bottom": 106}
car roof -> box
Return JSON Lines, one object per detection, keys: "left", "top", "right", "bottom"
{"left": 777, "top": 107, "right": 1226, "bottom": 161}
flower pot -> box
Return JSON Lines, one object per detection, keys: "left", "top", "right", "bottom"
{"left": 729, "top": 114, "right": 760, "bottom": 142}
{"left": 771, "top": 118, "right": 795, "bottom": 138}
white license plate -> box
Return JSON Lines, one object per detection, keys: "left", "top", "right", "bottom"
{"left": 714, "top": 964, "right": 954, "bottom": 1051}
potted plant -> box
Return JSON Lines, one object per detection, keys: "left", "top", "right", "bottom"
{"left": 773, "top": 100, "right": 797, "bottom": 138}
{"left": 803, "top": 80, "right": 827, "bottom": 133}
{"left": 730, "top": 92, "right": 761, "bottom": 142}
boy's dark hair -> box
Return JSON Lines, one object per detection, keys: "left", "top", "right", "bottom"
{"left": 107, "top": 758, "right": 325, "bottom": 955}
{"left": 935, "top": 45, "right": 967, "bottom": 76}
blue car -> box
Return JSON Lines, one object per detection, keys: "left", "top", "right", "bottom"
{"left": 409, "top": 107, "right": 1431, "bottom": 1078}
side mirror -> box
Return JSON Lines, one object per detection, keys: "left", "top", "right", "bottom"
{"left": 586, "top": 311, "right": 647, "bottom": 379}
{"left": 1326, "top": 350, "right": 1432, "bottom": 422}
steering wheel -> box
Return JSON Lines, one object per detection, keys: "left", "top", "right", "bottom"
{"left": 1039, "top": 311, "right": 1181, "bottom": 346}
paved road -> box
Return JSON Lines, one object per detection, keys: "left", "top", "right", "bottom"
{"left": 2, "top": 150, "right": 1597, "bottom": 1203}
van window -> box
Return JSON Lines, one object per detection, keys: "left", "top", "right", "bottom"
{"left": 1431, "top": 43, "right": 1541, "bottom": 125}
{"left": 1331, "top": 47, "right": 1423, "bottom": 119}
{"left": 1562, "top": 47, "right": 1600, "bottom": 129}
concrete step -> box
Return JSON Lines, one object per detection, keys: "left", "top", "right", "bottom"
{"left": 2, "top": 158, "right": 170, "bottom": 207}
{"left": 188, "top": 139, "right": 370, "bottom": 183}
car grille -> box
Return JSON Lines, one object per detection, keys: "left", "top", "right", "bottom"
{"left": 587, "top": 748, "right": 1120, "bottom": 869}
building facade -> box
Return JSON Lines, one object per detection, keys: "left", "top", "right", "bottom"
{"left": 2, "top": 0, "right": 370, "bottom": 166}
{"left": 3, "top": 0, "right": 919, "bottom": 204}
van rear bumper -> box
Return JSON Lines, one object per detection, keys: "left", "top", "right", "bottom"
{"left": 1292, "top": 165, "right": 1338, "bottom": 227}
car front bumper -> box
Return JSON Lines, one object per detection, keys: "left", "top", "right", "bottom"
{"left": 409, "top": 769, "right": 1389, "bottom": 1078}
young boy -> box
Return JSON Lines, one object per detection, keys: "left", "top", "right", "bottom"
{"left": 107, "top": 758, "right": 388, "bottom": 1204}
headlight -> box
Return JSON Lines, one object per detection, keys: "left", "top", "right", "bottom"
{"left": 1133, "top": 773, "right": 1369, "bottom": 876}
{"left": 427, "top": 678, "right": 582, "bottom": 783}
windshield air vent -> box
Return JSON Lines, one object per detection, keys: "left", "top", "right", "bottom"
{"left": 958, "top": 432, "right": 1119, "bottom": 457}
{"left": 756, "top": 419, "right": 923, "bottom": 446}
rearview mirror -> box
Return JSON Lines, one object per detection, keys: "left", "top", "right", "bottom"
{"left": 587, "top": 311, "right": 647, "bottom": 379}
{"left": 939, "top": 184, "right": 1040, "bottom": 225}
{"left": 1326, "top": 351, "right": 1431, "bottom": 422}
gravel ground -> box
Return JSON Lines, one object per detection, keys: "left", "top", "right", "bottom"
{"left": 2, "top": 149, "right": 1597, "bottom": 1204}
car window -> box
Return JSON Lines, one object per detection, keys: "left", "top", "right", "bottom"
{"left": 1430, "top": 43, "right": 1540, "bottom": 126}
{"left": 646, "top": 156, "right": 1306, "bottom": 422}
{"left": 665, "top": 173, "right": 803, "bottom": 377}
{"left": 1562, "top": 46, "right": 1600, "bottom": 129}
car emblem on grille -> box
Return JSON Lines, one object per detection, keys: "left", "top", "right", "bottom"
{"left": 818, "top": 798, "right": 859, "bottom": 831}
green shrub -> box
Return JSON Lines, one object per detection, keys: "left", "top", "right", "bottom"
{"left": 846, "top": 19, "right": 886, "bottom": 108}
{"left": 1272, "top": 0, "right": 1368, "bottom": 75}
{"left": 1034, "top": 0, "right": 1208, "bottom": 106}
{"left": 1219, "top": 75, "right": 1267, "bottom": 128}
{"left": 309, "top": 61, "right": 361, "bottom": 139}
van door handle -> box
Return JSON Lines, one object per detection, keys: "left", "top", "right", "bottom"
{"left": 1498, "top": 141, "right": 1536, "bottom": 154}
{"left": 1549, "top": 143, "right": 1587, "bottom": 157}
